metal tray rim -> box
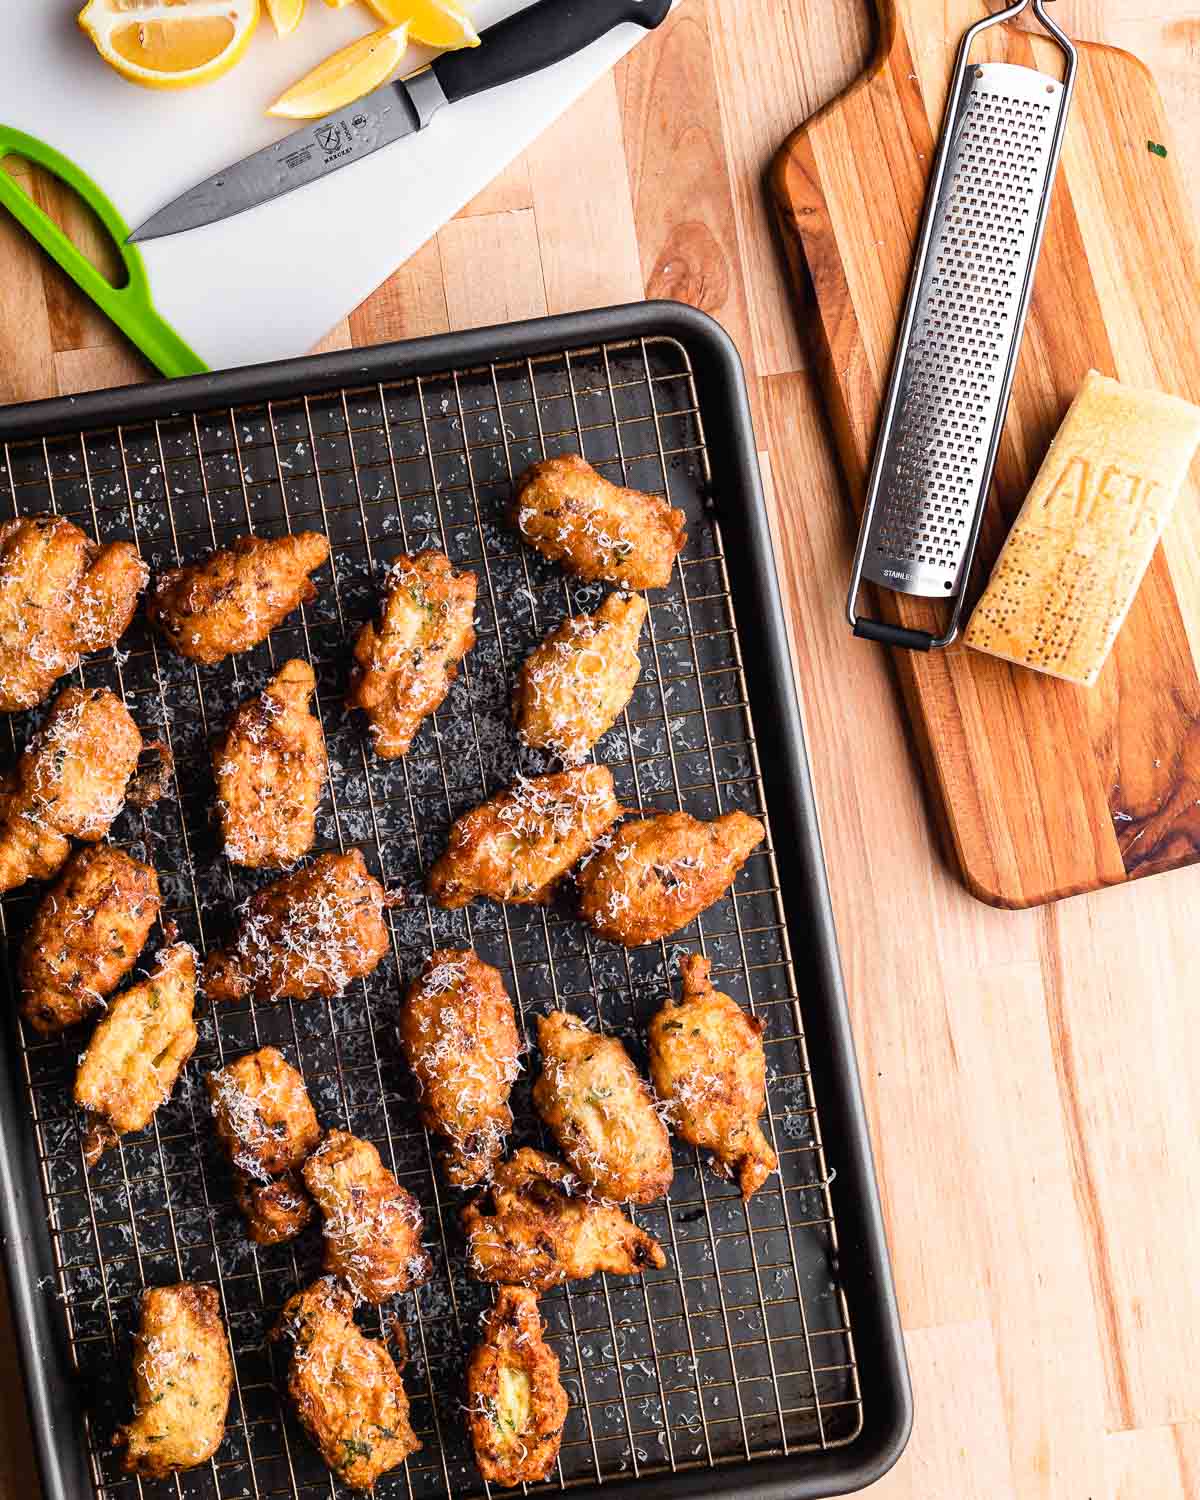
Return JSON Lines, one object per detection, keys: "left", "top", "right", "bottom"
{"left": 0, "top": 299, "right": 912, "bottom": 1499}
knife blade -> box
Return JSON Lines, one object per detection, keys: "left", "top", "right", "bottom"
{"left": 128, "top": 71, "right": 441, "bottom": 244}
{"left": 127, "top": 0, "right": 672, "bottom": 245}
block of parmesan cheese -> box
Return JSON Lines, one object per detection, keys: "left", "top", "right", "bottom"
{"left": 964, "top": 370, "right": 1200, "bottom": 686}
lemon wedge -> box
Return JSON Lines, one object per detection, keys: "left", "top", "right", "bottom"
{"left": 266, "top": 0, "right": 305, "bottom": 36}
{"left": 362, "top": 0, "right": 479, "bottom": 49}
{"left": 269, "top": 24, "right": 410, "bottom": 118}
{"left": 78, "top": 0, "right": 261, "bottom": 90}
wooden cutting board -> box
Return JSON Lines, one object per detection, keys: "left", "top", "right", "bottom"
{"left": 771, "top": 0, "right": 1200, "bottom": 908}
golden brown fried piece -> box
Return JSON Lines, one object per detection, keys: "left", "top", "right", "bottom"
{"left": 19, "top": 845, "right": 160, "bottom": 1035}
{"left": 0, "top": 686, "right": 144, "bottom": 895}
{"left": 204, "top": 850, "right": 396, "bottom": 1004}
{"left": 462, "top": 1148, "right": 665, "bottom": 1292}
{"left": 533, "top": 1012, "right": 673, "bottom": 1205}
{"left": 648, "top": 954, "right": 778, "bottom": 1198}
{"left": 510, "top": 454, "right": 686, "bottom": 590}
{"left": 235, "top": 1173, "right": 314, "bottom": 1245}
{"left": 0, "top": 515, "right": 146, "bottom": 713}
{"left": 578, "top": 810, "right": 765, "bottom": 947}
{"left": 399, "top": 950, "right": 521, "bottom": 1187}
{"left": 274, "top": 1278, "right": 420, "bottom": 1491}
{"left": 207, "top": 1046, "right": 321, "bottom": 1244}
{"left": 147, "top": 532, "right": 329, "bottom": 664}
{"left": 467, "top": 1286, "right": 567, "bottom": 1487}
{"left": 429, "top": 766, "right": 621, "bottom": 909}
{"left": 513, "top": 592, "right": 647, "bottom": 765}
{"left": 230, "top": 1175, "right": 313, "bottom": 1245}
{"left": 114, "top": 1283, "right": 233, "bottom": 1477}
{"left": 213, "top": 659, "right": 327, "bottom": 868}
{"left": 74, "top": 943, "right": 198, "bottom": 1167}
{"left": 303, "top": 1131, "right": 432, "bottom": 1302}
{"left": 347, "top": 550, "right": 477, "bottom": 758}
{"left": 208, "top": 1046, "right": 321, "bottom": 1179}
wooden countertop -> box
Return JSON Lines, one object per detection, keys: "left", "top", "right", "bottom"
{"left": 2, "top": 3, "right": 1198, "bottom": 1496}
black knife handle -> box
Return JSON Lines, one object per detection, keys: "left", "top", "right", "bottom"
{"left": 431, "top": 0, "right": 672, "bottom": 106}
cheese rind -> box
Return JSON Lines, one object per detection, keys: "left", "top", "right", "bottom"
{"left": 964, "top": 370, "right": 1200, "bottom": 686}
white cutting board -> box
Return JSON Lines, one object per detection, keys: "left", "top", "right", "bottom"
{"left": 2, "top": 0, "right": 656, "bottom": 371}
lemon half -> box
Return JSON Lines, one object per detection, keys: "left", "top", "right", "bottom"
{"left": 363, "top": 0, "right": 479, "bottom": 49}
{"left": 269, "top": 23, "right": 410, "bottom": 119}
{"left": 78, "top": 0, "right": 261, "bottom": 90}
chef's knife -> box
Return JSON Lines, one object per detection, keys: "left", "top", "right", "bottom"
{"left": 129, "top": 0, "right": 672, "bottom": 244}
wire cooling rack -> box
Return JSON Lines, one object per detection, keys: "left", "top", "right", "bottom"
{"left": 0, "top": 333, "right": 861, "bottom": 1500}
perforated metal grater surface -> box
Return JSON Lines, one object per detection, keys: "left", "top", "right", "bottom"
{"left": 867, "top": 69, "right": 1061, "bottom": 594}
{"left": 848, "top": 0, "right": 1078, "bottom": 650}
{"left": 0, "top": 334, "right": 862, "bottom": 1500}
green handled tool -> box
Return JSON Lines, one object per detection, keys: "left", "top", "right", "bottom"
{"left": 0, "top": 126, "right": 207, "bottom": 378}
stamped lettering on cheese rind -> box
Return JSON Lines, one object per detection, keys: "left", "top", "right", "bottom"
{"left": 964, "top": 370, "right": 1200, "bottom": 687}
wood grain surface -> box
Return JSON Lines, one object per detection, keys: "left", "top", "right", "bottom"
{"left": 772, "top": 0, "right": 1200, "bottom": 908}
{"left": 2, "top": 3, "right": 1199, "bottom": 1497}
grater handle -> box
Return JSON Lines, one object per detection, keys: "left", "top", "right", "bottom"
{"left": 852, "top": 619, "right": 936, "bottom": 652}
